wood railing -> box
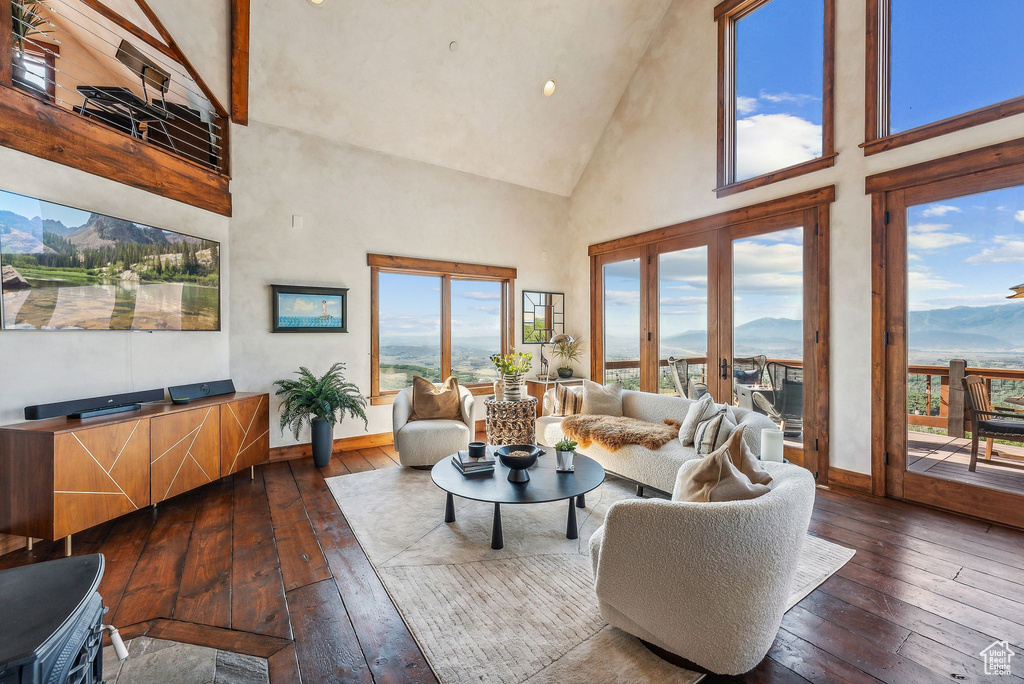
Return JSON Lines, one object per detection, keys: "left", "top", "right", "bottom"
{"left": 907, "top": 360, "right": 1024, "bottom": 437}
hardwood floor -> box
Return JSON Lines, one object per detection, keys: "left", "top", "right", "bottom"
{"left": 2, "top": 444, "right": 1023, "bottom": 683}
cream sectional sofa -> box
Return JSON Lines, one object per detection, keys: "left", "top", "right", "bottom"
{"left": 538, "top": 388, "right": 779, "bottom": 493}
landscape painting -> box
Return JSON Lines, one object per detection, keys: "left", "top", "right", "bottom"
{"left": 272, "top": 285, "right": 348, "bottom": 332}
{"left": 0, "top": 190, "right": 220, "bottom": 331}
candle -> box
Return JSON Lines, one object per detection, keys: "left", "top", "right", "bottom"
{"left": 761, "top": 428, "right": 784, "bottom": 462}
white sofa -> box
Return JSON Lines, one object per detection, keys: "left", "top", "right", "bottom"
{"left": 538, "top": 389, "right": 779, "bottom": 493}
{"left": 392, "top": 386, "right": 476, "bottom": 467}
{"left": 589, "top": 461, "right": 816, "bottom": 675}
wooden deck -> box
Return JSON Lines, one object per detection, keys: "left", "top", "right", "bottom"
{"left": 908, "top": 430, "right": 1024, "bottom": 495}
{"left": 3, "top": 444, "right": 1024, "bottom": 682}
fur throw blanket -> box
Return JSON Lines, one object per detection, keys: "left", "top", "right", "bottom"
{"left": 561, "top": 415, "right": 682, "bottom": 452}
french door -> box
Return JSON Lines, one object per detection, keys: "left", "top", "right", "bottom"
{"left": 592, "top": 207, "right": 829, "bottom": 479}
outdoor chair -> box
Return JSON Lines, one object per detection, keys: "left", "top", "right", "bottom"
{"left": 764, "top": 362, "right": 804, "bottom": 438}
{"left": 962, "top": 375, "right": 1024, "bottom": 472}
{"left": 666, "top": 357, "right": 708, "bottom": 400}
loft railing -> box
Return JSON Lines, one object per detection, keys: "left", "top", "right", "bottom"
{"left": 5, "top": 0, "right": 225, "bottom": 174}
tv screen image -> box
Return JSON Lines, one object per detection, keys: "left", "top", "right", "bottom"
{"left": 0, "top": 189, "right": 220, "bottom": 331}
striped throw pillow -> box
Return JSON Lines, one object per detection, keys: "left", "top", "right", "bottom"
{"left": 554, "top": 384, "right": 583, "bottom": 417}
{"left": 694, "top": 409, "right": 736, "bottom": 455}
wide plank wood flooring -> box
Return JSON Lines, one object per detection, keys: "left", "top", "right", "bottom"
{"left": 3, "top": 444, "right": 1024, "bottom": 683}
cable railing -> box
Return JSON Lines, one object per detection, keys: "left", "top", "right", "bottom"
{"left": 7, "top": 0, "right": 224, "bottom": 172}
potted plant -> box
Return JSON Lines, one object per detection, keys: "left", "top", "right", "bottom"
{"left": 274, "top": 363, "right": 367, "bottom": 467}
{"left": 554, "top": 438, "right": 578, "bottom": 471}
{"left": 490, "top": 349, "right": 533, "bottom": 401}
{"left": 552, "top": 336, "right": 584, "bottom": 378}
{"left": 11, "top": 1, "right": 50, "bottom": 91}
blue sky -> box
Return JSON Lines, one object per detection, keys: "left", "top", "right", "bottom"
{"left": 908, "top": 187, "right": 1024, "bottom": 311}
{"left": 0, "top": 190, "right": 92, "bottom": 229}
{"left": 378, "top": 273, "right": 501, "bottom": 346}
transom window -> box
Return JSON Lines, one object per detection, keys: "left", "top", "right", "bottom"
{"left": 865, "top": 0, "right": 1024, "bottom": 153}
{"left": 368, "top": 254, "right": 515, "bottom": 403}
{"left": 715, "top": 0, "right": 835, "bottom": 196}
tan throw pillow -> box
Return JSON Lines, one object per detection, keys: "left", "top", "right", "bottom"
{"left": 582, "top": 379, "right": 623, "bottom": 417}
{"left": 672, "top": 443, "right": 772, "bottom": 503}
{"left": 679, "top": 394, "right": 714, "bottom": 446}
{"left": 410, "top": 376, "right": 461, "bottom": 421}
{"left": 721, "top": 425, "right": 773, "bottom": 486}
{"left": 554, "top": 384, "right": 583, "bottom": 417}
{"left": 694, "top": 409, "right": 735, "bottom": 455}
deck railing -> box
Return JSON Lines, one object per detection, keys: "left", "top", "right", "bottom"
{"left": 908, "top": 360, "right": 1024, "bottom": 437}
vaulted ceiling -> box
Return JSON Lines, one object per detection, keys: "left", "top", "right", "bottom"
{"left": 149, "top": 0, "right": 672, "bottom": 196}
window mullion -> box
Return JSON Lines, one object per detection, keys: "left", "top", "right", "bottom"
{"left": 441, "top": 274, "right": 452, "bottom": 380}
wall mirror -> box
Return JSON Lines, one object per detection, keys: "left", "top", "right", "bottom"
{"left": 522, "top": 291, "right": 564, "bottom": 344}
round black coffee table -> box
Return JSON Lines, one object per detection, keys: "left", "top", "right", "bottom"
{"left": 431, "top": 447, "right": 605, "bottom": 550}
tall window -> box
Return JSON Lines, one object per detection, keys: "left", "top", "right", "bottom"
{"left": 866, "top": 0, "right": 1024, "bottom": 153}
{"left": 716, "top": 0, "right": 835, "bottom": 196}
{"left": 369, "top": 255, "right": 514, "bottom": 402}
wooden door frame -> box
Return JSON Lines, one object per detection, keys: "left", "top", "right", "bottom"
{"left": 870, "top": 138, "right": 1024, "bottom": 527}
{"left": 589, "top": 187, "right": 833, "bottom": 483}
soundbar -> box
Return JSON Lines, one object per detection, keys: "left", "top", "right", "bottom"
{"left": 25, "top": 388, "right": 165, "bottom": 421}
{"left": 168, "top": 379, "right": 236, "bottom": 405}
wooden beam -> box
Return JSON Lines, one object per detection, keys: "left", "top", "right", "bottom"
{"left": 366, "top": 254, "right": 517, "bottom": 280}
{"left": 0, "top": 0, "right": 13, "bottom": 85}
{"left": 230, "top": 0, "right": 250, "bottom": 125}
{"left": 78, "top": 0, "right": 179, "bottom": 64}
{"left": 133, "top": 0, "right": 229, "bottom": 120}
{"left": 0, "top": 84, "right": 231, "bottom": 216}
{"left": 865, "top": 137, "right": 1024, "bottom": 194}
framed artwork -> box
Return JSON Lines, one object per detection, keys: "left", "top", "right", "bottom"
{"left": 522, "top": 290, "right": 564, "bottom": 344}
{"left": 271, "top": 284, "right": 348, "bottom": 333}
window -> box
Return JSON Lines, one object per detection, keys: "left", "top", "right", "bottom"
{"left": 865, "top": 0, "right": 1024, "bottom": 154}
{"left": 13, "top": 41, "right": 59, "bottom": 102}
{"left": 369, "top": 254, "right": 515, "bottom": 402}
{"left": 715, "top": 0, "right": 835, "bottom": 196}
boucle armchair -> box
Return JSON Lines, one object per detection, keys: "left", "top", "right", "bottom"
{"left": 588, "top": 461, "right": 815, "bottom": 675}
{"left": 392, "top": 385, "right": 475, "bottom": 467}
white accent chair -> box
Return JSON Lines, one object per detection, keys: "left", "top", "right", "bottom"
{"left": 588, "top": 461, "right": 816, "bottom": 675}
{"left": 392, "top": 385, "right": 476, "bottom": 467}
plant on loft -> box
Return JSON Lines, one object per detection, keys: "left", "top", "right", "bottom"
{"left": 552, "top": 335, "right": 585, "bottom": 379}
{"left": 10, "top": 1, "right": 50, "bottom": 94}
{"left": 274, "top": 362, "right": 368, "bottom": 467}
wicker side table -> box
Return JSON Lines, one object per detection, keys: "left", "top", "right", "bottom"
{"left": 484, "top": 395, "right": 538, "bottom": 445}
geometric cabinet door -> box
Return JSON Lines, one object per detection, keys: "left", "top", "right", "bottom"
{"left": 53, "top": 419, "right": 151, "bottom": 539}
{"left": 220, "top": 394, "right": 270, "bottom": 477}
{"left": 150, "top": 407, "right": 221, "bottom": 504}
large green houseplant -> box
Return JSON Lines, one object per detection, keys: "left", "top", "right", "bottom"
{"left": 274, "top": 363, "right": 367, "bottom": 467}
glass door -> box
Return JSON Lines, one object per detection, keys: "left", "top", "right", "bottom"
{"left": 598, "top": 250, "right": 643, "bottom": 389}
{"left": 655, "top": 237, "right": 714, "bottom": 399}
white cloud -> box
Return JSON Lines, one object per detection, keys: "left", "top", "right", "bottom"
{"left": 459, "top": 291, "right": 500, "bottom": 301}
{"left": 736, "top": 96, "right": 759, "bottom": 115}
{"left": 380, "top": 313, "right": 440, "bottom": 335}
{"left": 758, "top": 90, "right": 819, "bottom": 106}
{"left": 965, "top": 236, "right": 1024, "bottom": 264}
{"left": 605, "top": 290, "right": 640, "bottom": 307}
{"left": 920, "top": 204, "right": 962, "bottom": 218}
{"left": 907, "top": 223, "right": 970, "bottom": 250}
{"left": 908, "top": 253, "right": 923, "bottom": 261}
{"left": 909, "top": 293, "right": 1013, "bottom": 311}
{"left": 735, "top": 114, "right": 822, "bottom": 180}
{"left": 908, "top": 270, "right": 962, "bottom": 292}
{"left": 1016, "top": 209, "right": 1024, "bottom": 224}
{"left": 289, "top": 298, "right": 316, "bottom": 313}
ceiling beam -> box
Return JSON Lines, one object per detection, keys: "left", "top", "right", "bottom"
{"left": 230, "top": 0, "right": 249, "bottom": 125}
{"left": 133, "top": 0, "right": 229, "bottom": 120}
{"left": 78, "top": 0, "right": 179, "bottom": 64}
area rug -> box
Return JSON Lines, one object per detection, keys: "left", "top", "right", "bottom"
{"left": 327, "top": 467, "right": 855, "bottom": 684}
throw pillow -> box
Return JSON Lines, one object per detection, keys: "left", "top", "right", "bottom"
{"left": 672, "top": 445, "right": 772, "bottom": 503}
{"left": 582, "top": 379, "right": 623, "bottom": 417}
{"left": 694, "top": 409, "right": 736, "bottom": 455}
{"left": 721, "top": 425, "right": 773, "bottom": 486}
{"left": 410, "top": 376, "right": 461, "bottom": 421}
{"left": 553, "top": 384, "right": 583, "bottom": 417}
{"left": 679, "top": 394, "right": 714, "bottom": 446}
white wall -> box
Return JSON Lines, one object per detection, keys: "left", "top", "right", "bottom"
{"left": 0, "top": 147, "right": 231, "bottom": 427}
{"left": 565, "top": 0, "right": 1024, "bottom": 474}
{"left": 228, "top": 121, "right": 569, "bottom": 447}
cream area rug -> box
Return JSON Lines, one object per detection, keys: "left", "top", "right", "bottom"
{"left": 327, "top": 467, "right": 855, "bottom": 684}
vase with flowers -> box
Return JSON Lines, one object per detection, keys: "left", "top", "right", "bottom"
{"left": 491, "top": 349, "right": 533, "bottom": 401}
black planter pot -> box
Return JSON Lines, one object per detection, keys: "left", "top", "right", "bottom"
{"left": 557, "top": 368, "right": 574, "bottom": 378}
{"left": 311, "top": 418, "right": 334, "bottom": 467}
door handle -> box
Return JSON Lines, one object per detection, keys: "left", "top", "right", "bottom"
{"left": 720, "top": 358, "right": 729, "bottom": 380}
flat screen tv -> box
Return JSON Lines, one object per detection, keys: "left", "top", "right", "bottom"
{"left": 0, "top": 189, "right": 220, "bottom": 331}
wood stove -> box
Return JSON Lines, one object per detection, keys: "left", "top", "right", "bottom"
{"left": 0, "top": 555, "right": 109, "bottom": 684}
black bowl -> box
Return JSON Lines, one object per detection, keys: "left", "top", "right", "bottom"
{"left": 495, "top": 445, "right": 543, "bottom": 483}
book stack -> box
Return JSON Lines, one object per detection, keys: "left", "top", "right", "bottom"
{"left": 451, "top": 449, "right": 495, "bottom": 476}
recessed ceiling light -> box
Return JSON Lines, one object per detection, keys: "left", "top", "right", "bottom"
{"left": 307, "top": 0, "right": 325, "bottom": 6}
{"left": 543, "top": 79, "right": 556, "bottom": 97}
{"left": 449, "top": 41, "right": 459, "bottom": 52}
